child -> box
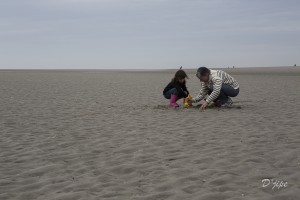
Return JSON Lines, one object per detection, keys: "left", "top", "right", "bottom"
{"left": 163, "top": 69, "right": 190, "bottom": 107}
{"left": 191, "top": 67, "right": 239, "bottom": 110}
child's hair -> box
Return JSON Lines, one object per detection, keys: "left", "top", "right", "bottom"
{"left": 196, "top": 67, "right": 210, "bottom": 78}
{"left": 172, "top": 69, "right": 189, "bottom": 83}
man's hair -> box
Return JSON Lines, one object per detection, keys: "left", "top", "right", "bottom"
{"left": 196, "top": 67, "right": 210, "bottom": 78}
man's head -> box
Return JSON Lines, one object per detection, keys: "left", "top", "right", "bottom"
{"left": 196, "top": 67, "right": 210, "bottom": 82}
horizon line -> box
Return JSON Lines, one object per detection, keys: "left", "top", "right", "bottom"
{"left": 0, "top": 65, "right": 298, "bottom": 71}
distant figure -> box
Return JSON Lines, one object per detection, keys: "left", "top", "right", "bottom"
{"left": 233, "top": 66, "right": 235, "bottom": 69}
{"left": 190, "top": 67, "right": 240, "bottom": 110}
{"left": 163, "top": 69, "right": 190, "bottom": 107}
{"left": 294, "top": 64, "right": 297, "bottom": 67}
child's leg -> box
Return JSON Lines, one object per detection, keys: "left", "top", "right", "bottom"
{"left": 164, "top": 88, "right": 181, "bottom": 107}
{"left": 164, "top": 88, "right": 185, "bottom": 99}
{"left": 164, "top": 88, "right": 178, "bottom": 99}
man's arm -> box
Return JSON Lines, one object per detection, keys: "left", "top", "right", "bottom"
{"left": 205, "top": 78, "right": 222, "bottom": 103}
{"left": 193, "top": 82, "right": 209, "bottom": 103}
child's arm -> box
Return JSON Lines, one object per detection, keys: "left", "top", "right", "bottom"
{"left": 181, "top": 84, "right": 189, "bottom": 97}
{"left": 182, "top": 84, "right": 189, "bottom": 94}
{"left": 175, "top": 85, "right": 188, "bottom": 98}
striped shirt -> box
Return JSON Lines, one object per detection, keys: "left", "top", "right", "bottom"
{"left": 193, "top": 69, "right": 239, "bottom": 103}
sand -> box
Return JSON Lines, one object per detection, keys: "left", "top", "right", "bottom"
{"left": 0, "top": 67, "right": 300, "bottom": 200}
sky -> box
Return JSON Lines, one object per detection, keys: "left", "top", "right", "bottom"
{"left": 0, "top": 0, "right": 300, "bottom": 69}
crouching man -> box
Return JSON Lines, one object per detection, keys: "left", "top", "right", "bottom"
{"left": 191, "top": 67, "right": 240, "bottom": 110}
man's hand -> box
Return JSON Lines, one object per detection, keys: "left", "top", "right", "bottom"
{"left": 200, "top": 101, "right": 208, "bottom": 111}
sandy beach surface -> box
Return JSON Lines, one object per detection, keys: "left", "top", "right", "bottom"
{"left": 1, "top": 67, "right": 300, "bottom": 200}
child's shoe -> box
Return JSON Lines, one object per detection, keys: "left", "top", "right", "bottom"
{"left": 170, "top": 94, "right": 179, "bottom": 107}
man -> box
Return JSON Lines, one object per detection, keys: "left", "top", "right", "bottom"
{"left": 191, "top": 67, "right": 240, "bottom": 110}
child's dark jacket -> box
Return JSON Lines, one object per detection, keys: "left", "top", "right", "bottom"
{"left": 163, "top": 81, "right": 189, "bottom": 98}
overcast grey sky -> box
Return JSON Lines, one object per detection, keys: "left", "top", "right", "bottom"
{"left": 1, "top": 0, "right": 299, "bottom": 69}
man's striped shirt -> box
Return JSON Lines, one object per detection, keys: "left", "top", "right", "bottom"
{"left": 193, "top": 69, "right": 239, "bottom": 103}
